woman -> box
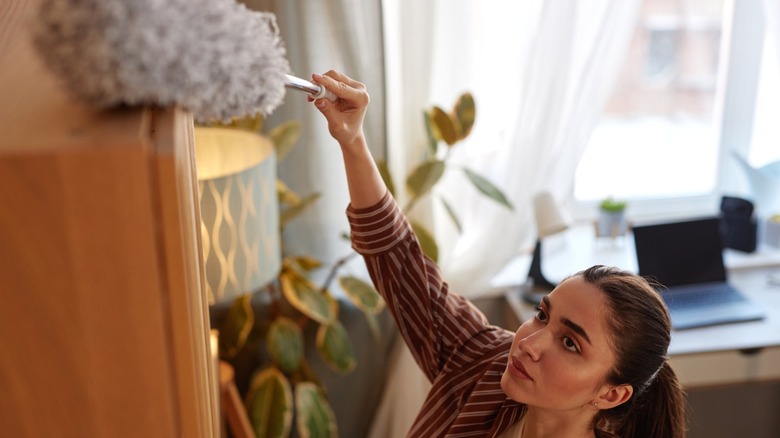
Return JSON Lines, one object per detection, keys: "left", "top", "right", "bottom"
{"left": 309, "top": 71, "right": 686, "bottom": 438}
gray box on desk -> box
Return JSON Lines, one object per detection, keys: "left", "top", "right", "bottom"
{"left": 764, "top": 217, "right": 780, "bottom": 248}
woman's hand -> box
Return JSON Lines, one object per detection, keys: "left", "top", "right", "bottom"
{"left": 310, "top": 71, "right": 370, "bottom": 151}
{"left": 309, "top": 70, "right": 385, "bottom": 208}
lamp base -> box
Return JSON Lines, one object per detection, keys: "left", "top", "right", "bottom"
{"left": 520, "top": 282, "right": 555, "bottom": 305}
{"left": 522, "top": 239, "right": 557, "bottom": 304}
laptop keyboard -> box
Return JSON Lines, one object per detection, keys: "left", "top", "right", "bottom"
{"left": 661, "top": 283, "right": 745, "bottom": 309}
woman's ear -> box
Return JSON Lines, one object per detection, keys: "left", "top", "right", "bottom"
{"left": 595, "top": 384, "right": 633, "bottom": 409}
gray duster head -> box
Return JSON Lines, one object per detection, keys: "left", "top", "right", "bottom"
{"left": 34, "top": 0, "right": 290, "bottom": 122}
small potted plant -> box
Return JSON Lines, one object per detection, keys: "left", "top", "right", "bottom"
{"left": 597, "top": 197, "right": 628, "bottom": 238}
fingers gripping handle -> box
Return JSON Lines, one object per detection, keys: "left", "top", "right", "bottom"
{"left": 311, "top": 85, "right": 337, "bottom": 101}
{"left": 284, "top": 74, "right": 337, "bottom": 101}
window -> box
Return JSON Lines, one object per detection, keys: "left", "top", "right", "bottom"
{"left": 750, "top": 28, "right": 780, "bottom": 166}
{"left": 573, "top": 0, "right": 778, "bottom": 220}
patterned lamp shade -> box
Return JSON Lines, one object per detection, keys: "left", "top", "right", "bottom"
{"left": 195, "top": 127, "right": 281, "bottom": 304}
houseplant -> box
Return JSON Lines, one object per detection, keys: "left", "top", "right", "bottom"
{"left": 207, "top": 91, "right": 513, "bottom": 437}
{"left": 206, "top": 115, "right": 381, "bottom": 438}
{"left": 597, "top": 197, "right": 628, "bottom": 238}
{"left": 375, "top": 92, "right": 514, "bottom": 261}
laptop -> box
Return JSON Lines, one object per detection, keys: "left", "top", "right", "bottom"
{"left": 632, "top": 217, "right": 766, "bottom": 330}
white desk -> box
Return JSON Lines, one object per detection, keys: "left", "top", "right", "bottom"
{"left": 497, "top": 224, "right": 780, "bottom": 387}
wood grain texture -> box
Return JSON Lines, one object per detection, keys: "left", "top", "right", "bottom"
{"left": 150, "top": 106, "right": 220, "bottom": 437}
{"left": 0, "top": 0, "right": 32, "bottom": 62}
{"left": 0, "top": 119, "right": 180, "bottom": 437}
{"left": 0, "top": 2, "right": 217, "bottom": 436}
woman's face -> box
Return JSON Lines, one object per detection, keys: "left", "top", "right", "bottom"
{"left": 501, "top": 276, "right": 617, "bottom": 410}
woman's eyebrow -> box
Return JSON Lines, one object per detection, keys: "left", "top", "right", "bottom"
{"left": 542, "top": 296, "right": 593, "bottom": 346}
{"left": 561, "top": 318, "right": 592, "bottom": 345}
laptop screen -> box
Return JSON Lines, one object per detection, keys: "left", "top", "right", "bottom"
{"left": 632, "top": 217, "right": 728, "bottom": 287}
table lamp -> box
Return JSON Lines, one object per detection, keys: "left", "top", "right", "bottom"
{"left": 195, "top": 127, "right": 281, "bottom": 305}
{"left": 196, "top": 127, "right": 281, "bottom": 438}
{"left": 522, "top": 192, "right": 569, "bottom": 304}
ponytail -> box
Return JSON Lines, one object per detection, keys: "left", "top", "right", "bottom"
{"left": 595, "top": 362, "right": 686, "bottom": 438}
{"left": 619, "top": 361, "right": 686, "bottom": 438}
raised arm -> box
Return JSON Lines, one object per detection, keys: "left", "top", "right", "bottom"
{"left": 310, "top": 71, "right": 386, "bottom": 208}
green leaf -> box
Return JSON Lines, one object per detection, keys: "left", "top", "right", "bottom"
{"left": 599, "top": 197, "right": 627, "bottom": 212}
{"left": 217, "top": 294, "right": 254, "bottom": 359}
{"left": 267, "top": 317, "right": 304, "bottom": 374}
{"left": 280, "top": 270, "right": 335, "bottom": 324}
{"left": 453, "top": 92, "right": 476, "bottom": 140}
{"left": 245, "top": 367, "right": 293, "bottom": 438}
{"left": 423, "top": 110, "right": 440, "bottom": 157}
{"left": 439, "top": 196, "right": 463, "bottom": 234}
{"left": 406, "top": 160, "right": 445, "bottom": 201}
{"left": 280, "top": 192, "right": 321, "bottom": 229}
{"left": 462, "top": 168, "right": 513, "bottom": 210}
{"left": 376, "top": 159, "right": 397, "bottom": 197}
{"left": 316, "top": 320, "right": 356, "bottom": 374}
{"left": 338, "top": 276, "right": 384, "bottom": 315}
{"left": 268, "top": 120, "right": 302, "bottom": 162}
{"left": 410, "top": 221, "right": 439, "bottom": 262}
{"left": 427, "top": 106, "right": 459, "bottom": 146}
{"left": 295, "top": 382, "right": 338, "bottom": 438}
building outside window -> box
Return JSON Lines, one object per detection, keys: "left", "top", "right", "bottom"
{"left": 574, "top": 0, "right": 779, "bottom": 220}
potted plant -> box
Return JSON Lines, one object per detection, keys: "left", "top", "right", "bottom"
{"left": 597, "top": 197, "right": 628, "bottom": 238}
{"left": 199, "top": 116, "right": 379, "bottom": 438}
{"left": 205, "top": 90, "right": 514, "bottom": 438}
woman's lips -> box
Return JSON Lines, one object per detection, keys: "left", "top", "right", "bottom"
{"left": 508, "top": 356, "right": 533, "bottom": 381}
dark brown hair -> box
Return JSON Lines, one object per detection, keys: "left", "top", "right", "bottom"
{"left": 577, "top": 265, "right": 686, "bottom": 438}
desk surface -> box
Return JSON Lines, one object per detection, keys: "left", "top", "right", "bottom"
{"left": 496, "top": 224, "right": 780, "bottom": 356}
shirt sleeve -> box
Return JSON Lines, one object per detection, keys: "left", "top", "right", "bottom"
{"left": 347, "top": 192, "right": 494, "bottom": 382}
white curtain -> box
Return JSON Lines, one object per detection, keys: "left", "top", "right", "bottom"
{"left": 369, "top": 1, "right": 641, "bottom": 436}
{"left": 246, "top": 0, "right": 386, "bottom": 268}
{"left": 366, "top": 2, "right": 439, "bottom": 437}
{"left": 242, "top": 2, "right": 389, "bottom": 438}
{"left": 432, "top": 0, "right": 642, "bottom": 298}
{"left": 764, "top": 0, "right": 780, "bottom": 61}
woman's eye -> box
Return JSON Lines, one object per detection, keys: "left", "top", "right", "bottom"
{"left": 562, "top": 336, "right": 580, "bottom": 353}
{"left": 533, "top": 306, "right": 548, "bottom": 322}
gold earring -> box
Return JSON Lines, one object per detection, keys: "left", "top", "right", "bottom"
{"left": 592, "top": 401, "right": 599, "bottom": 407}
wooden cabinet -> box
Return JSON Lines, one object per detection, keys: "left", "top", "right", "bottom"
{"left": 0, "top": 1, "right": 219, "bottom": 436}
{"left": 670, "top": 347, "right": 780, "bottom": 387}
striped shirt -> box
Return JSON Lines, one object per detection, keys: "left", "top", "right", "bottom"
{"left": 347, "top": 192, "right": 525, "bottom": 438}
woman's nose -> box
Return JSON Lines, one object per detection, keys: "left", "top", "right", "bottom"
{"left": 517, "top": 329, "right": 549, "bottom": 361}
